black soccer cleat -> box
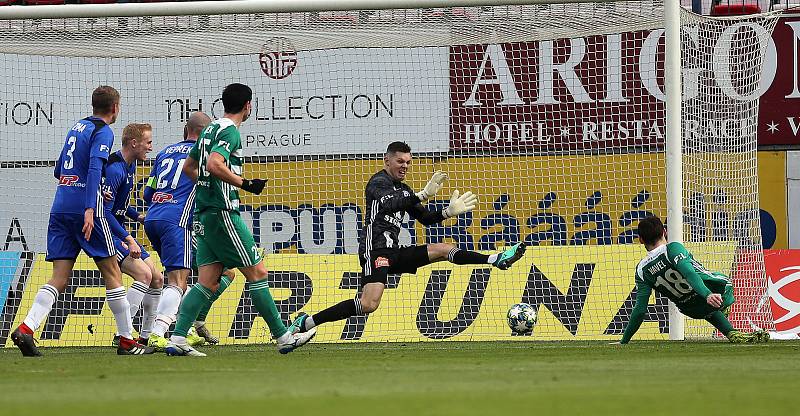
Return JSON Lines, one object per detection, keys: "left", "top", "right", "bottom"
{"left": 117, "top": 339, "right": 157, "bottom": 355}
{"left": 11, "top": 327, "right": 42, "bottom": 357}
{"left": 112, "top": 334, "right": 121, "bottom": 348}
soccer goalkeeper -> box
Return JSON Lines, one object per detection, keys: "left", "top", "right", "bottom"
{"left": 290, "top": 141, "right": 526, "bottom": 334}
{"left": 618, "top": 215, "right": 769, "bottom": 344}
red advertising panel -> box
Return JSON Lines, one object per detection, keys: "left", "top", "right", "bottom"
{"left": 764, "top": 249, "right": 800, "bottom": 336}
{"left": 450, "top": 31, "right": 666, "bottom": 152}
{"left": 758, "top": 16, "right": 800, "bottom": 146}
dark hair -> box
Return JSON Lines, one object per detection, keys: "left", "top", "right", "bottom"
{"left": 386, "top": 141, "right": 411, "bottom": 155}
{"left": 92, "top": 85, "right": 120, "bottom": 115}
{"left": 222, "top": 83, "right": 253, "bottom": 114}
{"left": 637, "top": 215, "right": 665, "bottom": 246}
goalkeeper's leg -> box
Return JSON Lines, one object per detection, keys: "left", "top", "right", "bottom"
{"left": 429, "top": 243, "right": 527, "bottom": 271}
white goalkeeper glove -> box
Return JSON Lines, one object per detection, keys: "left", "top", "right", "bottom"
{"left": 415, "top": 170, "right": 448, "bottom": 201}
{"left": 443, "top": 190, "right": 478, "bottom": 218}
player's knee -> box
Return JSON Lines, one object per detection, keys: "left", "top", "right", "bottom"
{"left": 360, "top": 297, "right": 381, "bottom": 314}
{"left": 430, "top": 243, "right": 454, "bottom": 261}
{"left": 150, "top": 271, "right": 164, "bottom": 288}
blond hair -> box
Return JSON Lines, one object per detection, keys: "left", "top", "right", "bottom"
{"left": 122, "top": 123, "right": 152, "bottom": 146}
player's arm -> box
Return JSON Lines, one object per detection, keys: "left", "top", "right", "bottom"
{"left": 407, "top": 203, "right": 445, "bottom": 225}
{"left": 620, "top": 277, "right": 652, "bottom": 344}
{"left": 103, "top": 168, "right": 141, "bottom": 258}
{"left": 182, "top": 150, "right": 200, "bottom": 183}
{"left": 668, "top": 242, "right": 713, "bottom": 300}
{"left": 205, "top": 131, "right": 266, "bottom": 194}
{"left": 142, "top": 160, "right": 158, "bottom": 203}
{"left": 125, "top": 207, "right": 144, "bottom": 224}
{"left": 54, "top": 153, "right": 62, "bottom": 179}
{"left": 373, "top": 171, "right": 448, "bottom": 215}
{"left": 81, "top": 129, "right": 113, "bottom": 240}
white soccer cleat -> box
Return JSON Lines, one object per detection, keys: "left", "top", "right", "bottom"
{"left": 277, "top": 327, "right": 317, "bottom": 354}
{"left": 165, "top": 340, "right": 207, "bottom": 357}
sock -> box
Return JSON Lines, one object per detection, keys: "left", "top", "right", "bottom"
{"left": 140, "top": 287, "right": 161, "bottom": 339}
{"left": 173, "top": 284, "right": 212, "bottom": 338}
{"left": 196, "top": 275, "right": 232, "bottom": 323}
{"left": 127, "top": 281, "right": 149, "bottom": 321}
{"left": 248, "top": 279, "right": 288, "bottom": 338}
{"left": 311, "top": 298, "right": 362, "bottom": 329}
{"left": 303, "top": 315, "right": 317, "bottom": 331}
{"left": 22, "top": 284, "right": 59, "bottom": 331}
{"left": 706, "top": 311, "right": 735, "bottom": 336}
{"left": 107, "top": 286, "right": 133, "bottom": 339}
{"left": 152, "top": 284, "right": 183, "bottom": 338}
{"left": 448, "top": 247, "right": 489, "bottom": 265}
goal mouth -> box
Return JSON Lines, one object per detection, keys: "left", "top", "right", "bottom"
{"left": 0, "top": 1, "right": 778, "bottom": 346}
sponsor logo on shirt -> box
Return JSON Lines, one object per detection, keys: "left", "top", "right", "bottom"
{"left": 374, "top": 256, "right": 390, "bottom": 269}
{"left": 152, "top": 192, "right": 175, "bottom": 204}
{"left": 58, "top": 175, "right": 83, "bottom": 187}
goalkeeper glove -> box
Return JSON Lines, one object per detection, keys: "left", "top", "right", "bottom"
{"left": 443, "top": 190, "right": 477, "bottom": 218}
{"left": 240, "top": 178, "right": 267, "bottom": 195}
{"left": 415, "top": 171, "right": 448, "bottom": 201}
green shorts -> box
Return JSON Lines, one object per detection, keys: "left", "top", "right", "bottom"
{"left": 678, "top": 273, "right": 735, "bottom": 319}
{"left": 193, "top": 209, "right": 261, "bottom": 270}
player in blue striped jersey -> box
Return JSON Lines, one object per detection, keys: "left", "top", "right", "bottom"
{"left": 11, "top": 86, "right": 153, "bottom": 356}
{"left": 102, "top": 123, "right": 164, "bottom": 347}
{"left": 143, "top": 112, "right": 233, "bottom": 350}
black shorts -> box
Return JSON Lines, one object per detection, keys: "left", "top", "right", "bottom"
{"left": 360, "top": 245, "right": 430, "bottom": 285}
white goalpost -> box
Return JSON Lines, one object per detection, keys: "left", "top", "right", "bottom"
{"left": 0, "top": 0, "right": 778, "bottom": 347}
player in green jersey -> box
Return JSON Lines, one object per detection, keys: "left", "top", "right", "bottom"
{"left": 618, "top": 216, "right": 768, "bottom": 344}
{"left": 164, "top": 83, "right": 316, "bottom": 356}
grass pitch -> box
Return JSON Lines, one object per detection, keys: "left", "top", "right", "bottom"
{"left": 1, "top": 341, "right": 798, "bottom": 416}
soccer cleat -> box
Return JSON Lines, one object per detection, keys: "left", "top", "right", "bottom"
{"left": 11, "top": 327, "right": 42, "bottom": 357}
{"left": 112, "top": 335, "right": 121, "bottom": 348}
{"left": 727, "top": 330, "right": 761, "bottom": 344}
{"left": 117, "top": 338, "right": 156, "bottom": 355}
{"left": 755, "top": 330, "right": 770, "bottom": 343}
{"left": 165, "top": 340, "right": 206, "bottom": 357}
{"left": 136, "top": 336, "right": 148, "bottom": 345}
{"left": 492, "top": 243, "right": 527, "bottom": 270}
{"left": 289, "top": 312, "right": 310, "bottom": 334}
{"left": 186, "top": 327, "right": 206, "bottom": 347}
{"left": 147, "top": 334, "right": 169, "bottom": 351}
{"left": 194, "top": 324, "right": 219, "bottom": 345}
{"left": 277, "top": 327, "right": 317, "bottom": 354}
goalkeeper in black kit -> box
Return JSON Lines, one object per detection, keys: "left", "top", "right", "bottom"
{"left": 290, "top": 141, "right": 527, "bottom": 333}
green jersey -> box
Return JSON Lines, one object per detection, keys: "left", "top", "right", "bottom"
{"left": 620, "top": 242, "right": 733, "bottom": 343}
{"left": 635, "top": 242, "right": 716, "bottom": 304}
{"left": 189, "top": 118, "right": 243, "bottom": 213}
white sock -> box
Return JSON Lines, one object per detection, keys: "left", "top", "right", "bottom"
{"left": 107, "top": 286, "right": 133, "bottom": 339}
{"left": 305, "top": 316, "right": 316, "bottom": 330}
{"left": 140, "top": 287, "right": 161, "bottom": 338}
{"left": 152, "top": 284, "right": 183, "bottom": 338}
{"left": 127, "top": 281, "right": 148, "bottom": 321}
{"left": 487, "top": 254, "right": 499, "bottom": 264}
{"left": 23, "top": 284, "right": 59, "bottom": 331}
{"left": 170, "top": 335, "right": 186, "bottom": 345}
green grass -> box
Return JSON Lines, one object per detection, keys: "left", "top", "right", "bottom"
{"left": 1, "top": 341, "right": 799, "bottom": 416}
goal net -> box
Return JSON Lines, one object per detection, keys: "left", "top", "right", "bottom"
{"left": 0, "top": 0, "right": 778, "bottom": 347}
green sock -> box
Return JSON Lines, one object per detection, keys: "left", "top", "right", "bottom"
{"left": 173, "top": 284, "right": 213, "bottom": 338}
{"left": 248, "top": 279, "right": 288, "bottom": 338}
{"left": 196, "top": 275, "right": 232, "bottom": 323}
{"left": 706, "top": 311, "right": 734, "bottom": 336}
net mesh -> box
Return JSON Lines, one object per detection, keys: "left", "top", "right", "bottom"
{"left": 0, "top": 2, "right": 778, "bottom": 347}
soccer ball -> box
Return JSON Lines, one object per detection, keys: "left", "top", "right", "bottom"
{"left": 507, "top": 303, "right": 537, "bottom": 334}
